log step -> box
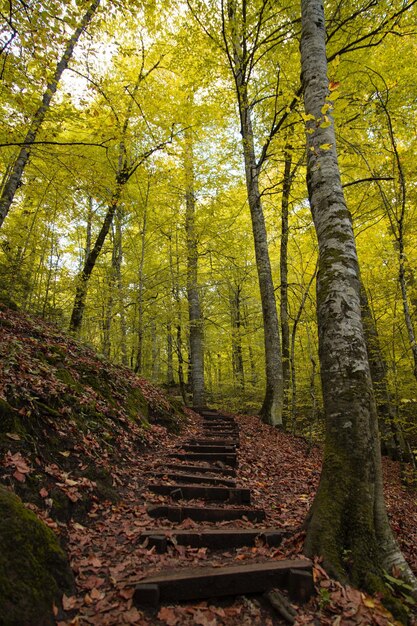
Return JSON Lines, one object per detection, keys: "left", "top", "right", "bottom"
{"left": 202, "top": 430, "right": 239, "bottom": 438}
{"left": 182, "top": 444, "right": 236, "bottom": 453}
{"left": 203, "top": 422, "right": 239, "bottom": 434}
{"left": 202, "top": 422, "right": 237, "bottom": 428}
{"left": 202, "top": 417, "right": 236, "bottom": 424}
{"left": 188, "top": 438, "right": 239, "bottom": 447}
{"left": 147, "top": 505, "right": 265, "bottom": 523}
{"left": 166, "top": 463, "right": 236, "bottom": 477}
{"left": 169, "top": 452, "right": 237, "bottom": 467}
{"left": 148, "top": 483, "right": 250, "bottom": 504}
{"left": 197, "top": 409, "right": 225, "bottom": 417}
{"left": 152, "top": 472, "right": 237, "bottom": 487}
{"left": 140, "top": 528, "right": 287, "bottom": 551}
{"left": 134, "top": 559, "right": 313, "bottom": 606}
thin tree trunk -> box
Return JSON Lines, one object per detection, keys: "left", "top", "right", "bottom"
{"left": 114, "top": 208, "right": 128, "bottom": 365}
{"left": 0, "top": 0, "right": 100, "bottom": 227}
{"left": 134, "top": 197, "right": 148, "bottom": 374}
{"left": 230, "top": 283, "right": 244, "bottom": 392}
{"left": 184, "top": 127, "right": 205, "bottom": 407}
{"left": 102, "top": 226, "right": 116, "bottom": 358}
{"left": 69, "top": 177, "right": 124, "bottom": 333}
{"left": 226, "top": 4, "right": 283, "bottom": 426}
{"left": 280, "top": 142, "right": 292, "bottom": 427}
{"left": 167, "top": 322, "right": 175, "bottom": 386}
{"left": 360, "top": 283, "right": 406, "bottom": 461}
{"left": 301, "top": 0, "right": 416, "bottom": 600}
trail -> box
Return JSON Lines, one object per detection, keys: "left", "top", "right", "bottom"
{"left": 59, "top": 409, "right": 417, "bottom": 626}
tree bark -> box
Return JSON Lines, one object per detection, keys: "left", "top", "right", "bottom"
{"left": 226, "top": 2, "right": 283, "bottom": 426}
{"left": 280, "top": 142, "right": 293, "bottom": 427}
{"left": 230, "top": 283, "right": 244, "bottom": 392}
{"left": 184, "top": 127, "right": 205, "bottom": 407}
{"left": 69, "top": 176, "right": 125, "bottom": 333}
{"left": 0, "top": 0, "right": 100, "bottom": 227}
{"left": 134, "top": 196, "right": 148, "bottom": 374}
{"left": 360, "top": 283, "right": 406, "bottom": 461}
{"left": 300, "top": 0, "right": 416, "bottom": 602}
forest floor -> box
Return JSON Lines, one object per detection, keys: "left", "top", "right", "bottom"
{"left": 1, "top": 306, "right": 417, "bottom": 626}
{"left": 56, "top": 410, "right": 417, "bottom": 626}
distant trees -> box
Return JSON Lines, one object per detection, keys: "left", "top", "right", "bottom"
{"left": 0, "top": 0, "right": 416, "bottom": 444}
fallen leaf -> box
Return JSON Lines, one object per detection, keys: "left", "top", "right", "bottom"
{"left": 157, "top": 606, "right": 180, "bottom": 625}
{"left": 6, "top": 433, "right": 21, "bottom": 441}
{"left": 62, "top": 594, "right": 78, "bottom": 611}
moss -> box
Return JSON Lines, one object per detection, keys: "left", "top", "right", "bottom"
{"left": 55, "top": 368, "right": 83, "bottom": 393}
{"left": 126, "top": 386, "right": 149, "bottom": 422}
{"left": 0, "top": 486, "right": 73, "bottom": 626}
{"left": 365, "top": 572, "right": 409, "bottom": 624}
{"left": 0, "top": 399, "right": 23, "bottom": 435}
{"left": 82, "top": 465, "right": 118, "bottom": 502}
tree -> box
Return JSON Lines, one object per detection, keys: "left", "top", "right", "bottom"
{"left": 219, "top": 0, "right": 295, "bottom": 426}
{"left": 0, "top": 0, "right": 101, "bottom": 228}
{"left": 184, "top": 124, "right": 205, "bottom": 407}
{"left": 300, "top": 0, "right": 417, "bottom": 602}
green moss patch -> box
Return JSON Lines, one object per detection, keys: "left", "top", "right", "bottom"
{"left": 0, "top": 486, "right": 73, "bottom": 626}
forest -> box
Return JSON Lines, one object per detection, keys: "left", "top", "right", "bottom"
{"left": 1, "top": 0, "right": 417, "bottom": 624}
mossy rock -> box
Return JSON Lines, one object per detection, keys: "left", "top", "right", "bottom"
{"left": 0, "top": 486, "right": 74, "bottom": 626}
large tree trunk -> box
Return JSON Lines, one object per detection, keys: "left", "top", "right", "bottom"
{"left": 301, "top": 0, "right": 416, "bottom": 602}
{"left": 184, "top": 128, "right": 205, "bottom": 407}
{"left": 0, "top": 0, "right": 100, "bottom": 227}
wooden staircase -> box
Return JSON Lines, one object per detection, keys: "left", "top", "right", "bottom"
{"left": 134, "top": 409, "right": 314, "bottom": 611}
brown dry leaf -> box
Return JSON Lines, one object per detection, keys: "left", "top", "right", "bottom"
{"left": 157, "top": 606, "right": 180, "bottom": 625}
{"left": 5, "top": 433, "right": 20, "bottom": 441}
{"left": 13, "top": 470, "right": 26, "bottom": 482}
{"left": 193, "top": 609, "right": 218, "bottom": 626}
{"left": 62, "top": 594, "right": 78, "bottom": 611}
{"left": 122, "top": 607, "right": 143, "bottom": 623}
{"left": 119, "top": 587, "right": 135, "bottom": 600}
{"left": 90, "top": 588, "right": 105, "bottom": 601}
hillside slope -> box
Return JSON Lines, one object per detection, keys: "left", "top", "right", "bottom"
{"left": 0, "top": 304, "right": 186, "bottom": 514}
{"left": 0, "top": 304, "right": 187, "bottom": 625}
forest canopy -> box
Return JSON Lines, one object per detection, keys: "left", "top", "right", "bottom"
{"left": 0, "top": 0, "right": 416, "bottom": 440}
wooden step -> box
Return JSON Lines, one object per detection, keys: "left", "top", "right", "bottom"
{"left": 134, "top": 559, "right": 313, "bottom": 606}
{"left": 152, "top": 472, "right": 237, "bottom": 487}
{"left": 147, "top": 505, "right": 265, "bottom": 523}
{"left": 166, "top": 463, "right": 236, "bottom": 477}
{"left": 203, "top": 425, "right": 238, "bottom": 430}
{"left": 181, "top": 444, "right": 236, "bottom": 453}
{"left": 202, "top": 416, "right": 236, "bottom": 423}
{"left": 197, "top": 409, "right": 224, "bottom": 416}
{"left": 188, "top": 438, "right": 239, "bottom": 447}
{"left": 148, "top": 483, "right": 250, "bottom": 504}
{"left": 201, "top": 428, "right": 239, "bottom": 434}
{"left": 169, "top": 452, "right": 237, "bottom": 467}
{"left": 202, "top": 421, "right": 237, "bottom": 428}
{"left": 140, "top": 528, "right": 287, "bottom": 551}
